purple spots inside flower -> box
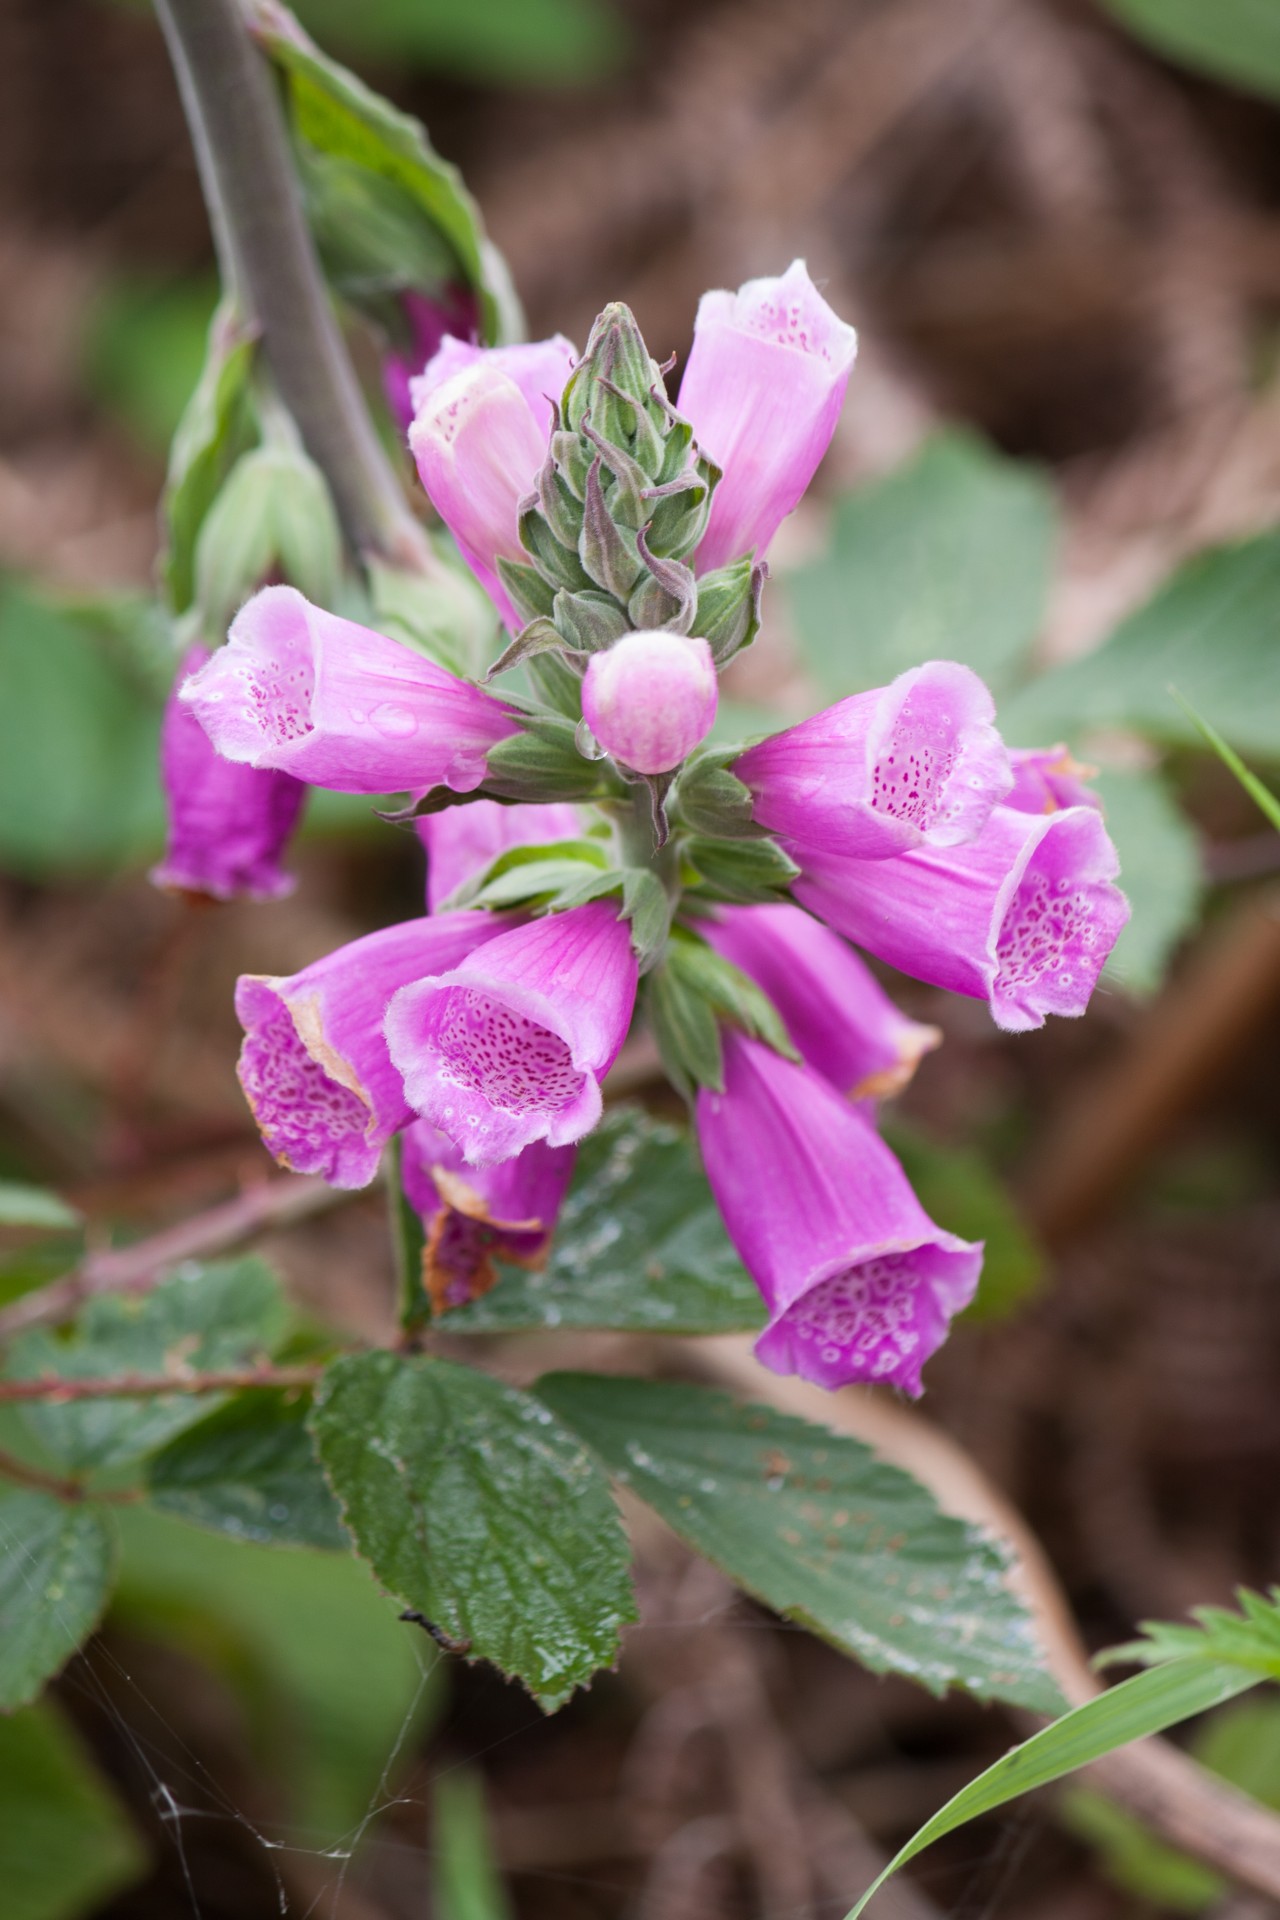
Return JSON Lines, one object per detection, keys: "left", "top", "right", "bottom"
{"left": 870, "top": 701, "right": 960, "bottom": 834}
{"left": 778, "top": 1252, "right": 925, "bottom": 1383}
{"left": 994, "top": 833, "right": 1112, "bottom": 1021}
{"left": 430, "top": 989, "right": 585, "bottom": 1119}
{"left": 235, "top": 628, "right": 315, "bottom": 747}
{"left": 238, "top": 1000, "right": 369, "bottom": 1179}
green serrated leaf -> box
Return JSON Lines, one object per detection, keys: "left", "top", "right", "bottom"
{"left": 0, "top": 1185, "right": 81, "bottom": 1234}
{"left": 8, "top": 1259, "right": 288, "bottom": 1473}
{"left": 1101, "top": 1586, "right": 1280, "bottom": 1680}
{"left": 311, "top": 1352, "right": 636, "bottom": 1710}
{"left": 0, "top": 1702, "right": 146, "bottom": 1920}
{"left": 538, "top": 1374, "right": 1062, "bottom": 1714}
{"left": 784, "top": 430, "right": 1056, "bottom": 702}
{"left": 839, "top": 1657, "right": 1259, "bottom": 1919}
{"left": 444, "top": 1107, "right": 764, "bottom": 1335}
{"left": 1000, "top": 534, "right": 1280, "bottom": 761}
{"left": 146, "top": 1392, "right": 347, "bottom": 1550}
{"left": 1096, "top": 0, "right": 1280, "bottom": 104}
{"left": 0, "top": 1491, "right": 114, "bottom": 1710}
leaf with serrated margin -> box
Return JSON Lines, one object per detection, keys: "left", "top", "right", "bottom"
{"left": 8, "top": 1259, "right": 288, "bottom": 1473}
{"left": 147, "top": 1392, "right": 347, "bottom": 1550}
{"left": 539, "top": 1374, "right": 1062, "bottom": 1714}
{"left": 310, "top": 1352, "right": 635, "bottom": 1710}
{"left": 0, "top": 1491, "right": 114, "bottom": 1709}
{"left": 445, "top": 1108, "right": 764, "bottom": 1335}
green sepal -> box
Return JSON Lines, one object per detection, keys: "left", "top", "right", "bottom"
{"left": 483, "top": 714, "right": 622, "bottom": 804}
{"left": 621, "top": 868, "right": 672, "bottom": 971}
{"left": 486, "top": 617, "right": 567, "bottom": 681}
{"left": 578, "top": 460, "right": 644, "bottom": 600}
{"left": 682, "top": 831, "right": 800, "bottom": 903}
{"left": 527, "top": 649, "right": 586, "bottom": 718}
{"left": 445, "top": 837, "right": 611, "bottom": 912}
{"left": 552, "top": 589, "right": 629, "bottom": 654}
{"left": 673, "top": 749, "right": 761, "bottom": 839}
{"left": 646, "top": 954, "right": 724, "bottom": 1100}
{"left": 665, "top": 926, "right": 799, "bottom": 1061}
{"left": 520, "top": 505, "right": 594, "bottom": 595}
{"left": 495, "top": 556, "right": 556, "bottom": 625}
{"left": 194, "top": 443, "right": 342, "bottom": 636}
{"left": 161, "top": 298, "right": 257, "bottom": 615}
{"left": 695, "top": 556, "right": 765, "bottom": 664}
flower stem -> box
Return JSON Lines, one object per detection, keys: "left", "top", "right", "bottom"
{"left": 153, "top": 0, "right": 432, "bottom": 571}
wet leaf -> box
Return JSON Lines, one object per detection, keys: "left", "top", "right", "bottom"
{"left": 147, "top": 1391, "right": 347, "bottom": 1550}
{"left": 0, "top": 1702, "right": 146, "bottom": 1919}
{"left": 443, "top": 1108, "right": 765, "bottom": 1335}
{"left": 539, "top": 1374, "right": 1062, "bottom": 1712}
{"left": 0, "top": 1491, "right": 114, "bottom": 1710}
{"left": 311, "top": 1352, "right": 636, "bottom": 1710}
{"left": 8, "top": 1260, "right": 288, "bottom": 1473}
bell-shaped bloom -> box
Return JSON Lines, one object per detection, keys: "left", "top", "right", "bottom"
{"left": 698, "top": 1033, "right": 980, "bottom": 1394}
{"left": 385, "top": 900, "right": 638, "bottom": 1166}
{"left": 401, "top": 1117, "right": 576, "bottom": 1312}
{"left": 409, "top": 334, "right": 577, "bottom": 629}
{"left": 1006, "top": 745, "right": 1101, "bottom": 816}
{"left": 702, "top": 902, "right": 940, "bottom": 1102}
{"left": 383, "top": 286, "right": 480, "bottom": 434}
{"left": 236, "top": 910, "right": 505, "bottom": 1189}
{"left": 417, "top": 799, "right": 582, "bottom": 913}
{"left": 734, "top": 661, "right": 1011, "bottom": 862}
{"left": 793, "top": 803, "right": 1129, "bottom": 1033}
{"left": 150, "top": 644, "right": 305, "bottom": 901}
{"left": 581, "top": 631, "right": 718, "bottom": 774}
{"left": 679, "top": 260, "right": 857, "bottom": 574}
{"left": 181, "top": 586, "right": 519, "bottom": 795}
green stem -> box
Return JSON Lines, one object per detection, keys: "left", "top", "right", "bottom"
{"left": 153, "top": 0, "right": 432, "bottom": 570}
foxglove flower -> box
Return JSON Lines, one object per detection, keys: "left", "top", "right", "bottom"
{"left": 702, "top": 902, "right": 939, "bottom": 1102}
{"left": 401, "top": 1118, "right": 575, "bottom": 1312}
{"left": 409, "top": 334, "right": 577, "bottom": 628}
{"left": 418, "top": 799, "right": 582, "bottom": 913}
{"left": 1006, "top": 745, "right": 1101, "bottom": 816}
{"left": 678, "top": 260, "right": 857, "bottom": 573}
{"left": 734, "top": 661, "right": 1011, "bottom": 861}
{"left": 581, "top": 631, "right": 718, "bottom": 774}
{"left": 385, "top": 900, "right": 638, "bottom": 1166}
{"left": 236, "top": 910, "right": 505, "bottom": 1188}
{"left": 698, "top": 1033, "right": 980, "bottom": 1394}
{"left": 383, "top": 286, "right": 480, "bottom": 433}
{"left": 181, "top": 586, "right": 518, "bottom": 794}
{"left": 794, "top": 804, "right": 1129, "bottom": 1033}
{"left": 151, "top": 644, "right": 304, "bottom": 901}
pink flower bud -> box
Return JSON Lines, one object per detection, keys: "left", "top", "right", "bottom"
{"left": 151, "top": 644, "right": 304, "bottom": 902}
{"left": 181, "top": 586, "right": 519, "bottom": 796}
{"left": 581, "top": 631, "right": 718, "bottom": 775}
{"left": 409, "top": 335, "right": 576, "bottom": 629}
{"left": 680, "top": 260, "right": 857, "bottom": 574}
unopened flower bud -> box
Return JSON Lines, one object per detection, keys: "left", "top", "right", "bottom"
{"left": 581, "top": 631, "right": 717, "bottom": 775}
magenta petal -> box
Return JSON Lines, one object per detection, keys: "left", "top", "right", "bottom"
{"left": 417, "top": 800, "right": 582, "bottom": 913}
{"left": 383, "top": 288, "right": 481, "bottom": 434}
{"left": 701, "top": 903, "right": 939, "bottom": 1102}
{"left": 794, "top": 803, "right": 1130, "bottom": 1032}
{"left": 385, "top": 901, "right": 638, "bottom": 1166}
{"left": 1006, "top": 745, "right": 1102, "bottom": 815}
{"left": 734, "top": 661, "right": 1011, "bottom": 860}
{"left": 409, "top": 336, "right": 576, "bottom": 630}
{"left": 180, "top": 586, "right": 518, "bottom": 794}
{"left": 581, "top": 631, "right": 718, "bottom": 774}
{"left": 401, "top": 1118, "right": 576, "bottom": 1311}
{"left": 150, "top": 644, "right": 305, "bottom": 901}
{"left": 697, "top": 1034, "right": 980, "bottom": 1395}
{"left": 235, "top": 910, "right": 506, "bottom": 1188}
{"left": 680, "top": 260, "right": 857, "bottom": 573}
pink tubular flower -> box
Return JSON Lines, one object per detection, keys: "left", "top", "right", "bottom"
{"left": 793, "top": 804, "right": 1130, "bottom": 1033}
{"left": 1006, "top": 745, "right": 1101, "bottom": 816}
{"left": 401, "top": 1117, "right": 575, "bottom": 1313}
{"left": 409, "top": 334, "right": 577, "bottom": 629}
{"left": 385, "top": 900, "right": 638, "bottom": 1166}
{"left": 383, "top": 286, "right": 480, "bottom": 434}
{"left": 236, "top": 910, "right": 505, "bottom": 1188}
{"left": 679, "top": 260, "right": 857, "bottom": 574}
{"left": 581, "top": 631, "right": 718, "bottom": 774}
{"left": 733, "top": 661, "right": 1011, "bottom": 861}
{"left": 701, "top": 903, "right": 939, "bottom": 1103}
{"left": 417, "top": 799, "right": 582, "bottom": 913}
{"left": 150, "top": 644, "right": 305, "bottom": 901}
{"left": 697, "top": 1033, "right": 981, "bottom": 1394}
{"left": 181, "top": 586, "right": 519, "bottom": 795}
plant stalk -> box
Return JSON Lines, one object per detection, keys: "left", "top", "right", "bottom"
{"left": 153, "top": 0, "right": 432, "bottom": 570}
